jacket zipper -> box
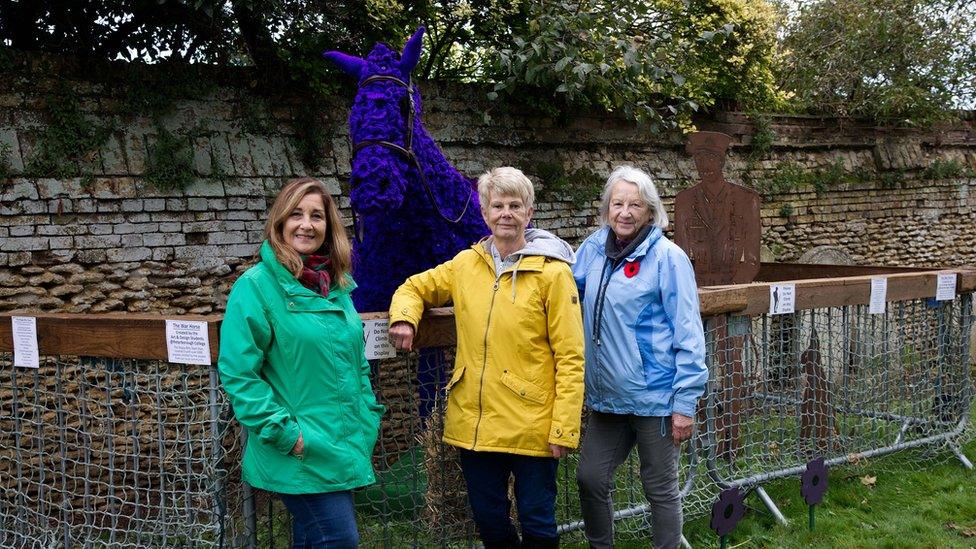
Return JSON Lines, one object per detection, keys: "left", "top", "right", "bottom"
{"left": 471, "top": 274, "right": 501, "bottom": 450}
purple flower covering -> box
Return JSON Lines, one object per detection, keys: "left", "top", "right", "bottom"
{"left": 801, "top": 457, "right": 828, "bottom": 506}
{"left": 710, "top": 487, "right": 746, "bottom": 537}
{"left": 324, "top": 27, "right": 489, "bottom": 312}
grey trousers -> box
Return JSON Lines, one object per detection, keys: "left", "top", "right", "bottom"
{"left": 576, "top": 412, "right": 681, "bottom": 549}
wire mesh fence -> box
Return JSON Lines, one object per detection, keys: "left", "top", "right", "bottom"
{"left": 0, "top": 283, "right": 972, "bottom": 547}
{"left": 0, "top": 354, "right": 229, "bottom": 548}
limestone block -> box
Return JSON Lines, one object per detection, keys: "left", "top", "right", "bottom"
{"left": 225, "top": 177, "right": 265, "bottom": 198}
{"left": 1, "top": 178, "right": 38, "bottom": 201}
{"left": 120, "top": 199, "right": 143, "bottom": 212}
{"left": 207, "top": 198, "right": 228, "bottom": 210}
{"left": 284, "top": 139, "right": 308, "bottom": 177}
{"left": 8, "top": 252, "right": 31, "bottom": 266}
{"left": 184, "top": 178, "right": 225, "bottom": 198}
{"left": 119, "top": 234, "right": 144, "bottom": 247}
{"left": 187, "top": 197, "right": 209, "bottom": 211}
{"left": 100, "top": 134, "right": 127, "bottom": 175}
{"left": 220, "top": 243, "right": 260, "bottom": 258}
{"left": 1, "top": 237, "right": 45, "bottom": 252}
{"left": 142, "top": 198, "right": 165, "bottom": 212}
{"left": 106, "top": 248, "right": 152, "bottom": 263}
{"left": 49, "top": 284, "right": 83, "bottom": 297}
{"left": 208, "top": 134, "right": 234, "bottom": 176}
{"left": 123, "top": 131, "right": 149, "bottom": 174}
{"left": 192, "top": 137, "right": 213, "bottom": 176}
{"left": 148, "top": 248, "right": 173, "bottom": 261}
{"left": 73, "top": 235, "right": 122, "bottom": 249}
{"left": 10, "top": 224, "right": 34, "bottom": 236}
{"left": 227, "top": 134, "right": 256, "bottom": 176}
{"left": 91, "top": 299, "right": 125, "bottom": 312}
{"left": 166, "top": 198, "right": 187, "bottom": 211}
{"left": 223, "top": 210, "right": 257, "bottom": 221}
{"left": 143, "top": 233, "right": 185, "bottom": 247}
{"left": 96, "top": 201, "right": 120, "bottom": 213}
{"left": 29, "top": 272, "right": 65, "bottom": 286}
{"left": 873, "top": 139, "right": 924, "bottom": 171}
{"left": 0, "top": 127, "right": 24, "bottom": 172}
{"left": 48, "top": 236, "right": 73, "bottom": 249}
{"left": 269, "top": 137, "right": 294, "bottom": 176}
{"left": 207, "top": 231, "right": 248, "bottom": 245}
{"left": 247, "top": 135, "right": 277, "bottom": 176}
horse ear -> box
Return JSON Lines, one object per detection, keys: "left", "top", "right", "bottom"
{"left": 399, "top": 26, "right": 425, "bottom": 76}
{"left": 323, "top": 51, "right": 366, "bottom": 78}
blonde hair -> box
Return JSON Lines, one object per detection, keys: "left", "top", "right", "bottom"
{"left": 477, "top": 166, "right": 535, "bottom": 210}
{"left": 599, "top": 165, "right": 669, "bottom": 230}
{"left": 264, "top": 177, "right": 352, "bottom": 286}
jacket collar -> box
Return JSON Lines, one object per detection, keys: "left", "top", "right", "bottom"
{"left": 473, "top": 240, "right": 546, "bottom": 273}
{"left": 260, "top": 241, "right": 355, "bottom": 300}
{"left": 594, "top": 225, "right": 662, "bottom": 263}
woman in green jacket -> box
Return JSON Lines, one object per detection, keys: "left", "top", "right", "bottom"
{"left": 218, "top": 177, "right": 384, "bottom": 548}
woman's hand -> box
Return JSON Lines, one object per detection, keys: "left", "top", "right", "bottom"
{"left": 291, "top": 432, "right": 305, "bottom": 457}
{"left": 671, "top": 413, "right": 693, "bottom": 447}
{"left": 389, "top": 321, "right": 415, "bottom": 351}
{"left": 549, "top": 444, "right": 571, "bottom": 459}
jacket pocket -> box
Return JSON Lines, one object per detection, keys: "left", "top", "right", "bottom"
{"left": 446, "top": 364, "right": 466, "bottom": 392}
{"left": 500, "top": 371, "right": 548, "bottom": 405}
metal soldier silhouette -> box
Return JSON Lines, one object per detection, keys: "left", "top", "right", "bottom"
{"left": 674, "top": 131, "right": 761, "bottom": 286}
{"left": 675, "top": 131, "right": 762, "bottom": 461}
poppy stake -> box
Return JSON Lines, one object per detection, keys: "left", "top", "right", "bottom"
{"left": 800, "top": 457, "right": 828, "bottom": 531}
{"left": 710, "top": 487, "right": 745, "bottom": 548}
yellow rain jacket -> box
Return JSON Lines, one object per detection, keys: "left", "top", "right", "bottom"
{"left": 390, "top": 229, "right": 585, "bottom": 457}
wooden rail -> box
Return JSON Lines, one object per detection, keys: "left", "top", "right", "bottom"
{"left": 2, "top": 268, "right": 973, "bottom": 360}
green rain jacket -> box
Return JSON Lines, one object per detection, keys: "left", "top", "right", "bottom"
{"left": 218, "top": 241, "right": 384, "bottom": 494}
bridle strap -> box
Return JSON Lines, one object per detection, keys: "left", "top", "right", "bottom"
{"left": 349, "top": 73, "right": 473, "bottom": 228}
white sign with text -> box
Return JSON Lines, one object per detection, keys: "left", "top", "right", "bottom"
{"left": 769, "top": 284, "right": 796, "bottom": 316}
{"left": 869, "top": 277, "right": 888, "bottom": 315}
{"left": 165, "top": 320, "right": 212, "bottom": 366}
{"left": 364, "top": 319, "right": 396, "bottom": 360}
{"left": 12, "top": 316, "right": 39, "bottom": 368}
{"left": 935, "top": 272, "right": 957, "bottom": 301}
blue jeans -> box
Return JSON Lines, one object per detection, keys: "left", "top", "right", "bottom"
{"left": 278, "top": 491, "right": 359, "bottom": 549}
{"left": 458, "top": 449, "right": 559, "bottom": 544}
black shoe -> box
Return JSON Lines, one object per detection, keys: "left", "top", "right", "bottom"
{"left": 521, "top": 534, "right": 559, "bottom": 549}
{"left": 482, "top": 535, "right": 522, "bottom": 549}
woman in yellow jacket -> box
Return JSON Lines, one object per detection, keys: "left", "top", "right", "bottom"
{"left": 389, "top": 167, "right": 585, "bottom": 549}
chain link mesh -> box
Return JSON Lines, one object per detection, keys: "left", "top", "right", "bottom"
{"left": 0, "top": 292, "right": 971, "bottom": 546}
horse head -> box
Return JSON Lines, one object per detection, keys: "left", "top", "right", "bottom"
{"left": 324, "top": 27, "right": 426, "bottom": 216}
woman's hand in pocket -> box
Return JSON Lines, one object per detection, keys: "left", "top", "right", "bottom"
{"left": 291, "top": 432, "right": 305, "bottom": 457}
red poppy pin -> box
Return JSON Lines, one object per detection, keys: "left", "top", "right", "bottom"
{"left": 624, "top": 260, "right": 640, "bottom": 278}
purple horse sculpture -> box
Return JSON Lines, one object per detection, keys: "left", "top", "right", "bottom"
{"left": 324, "top": 27, "right": 488, "bottom": 314}
{"left": 325, "top": 28, "right": 489, "bottom": 420}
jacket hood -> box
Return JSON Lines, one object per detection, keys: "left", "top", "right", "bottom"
{"left": 482, "top": 228, "right": 576, "bottom": 264}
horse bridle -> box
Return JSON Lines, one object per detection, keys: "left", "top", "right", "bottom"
{"left": 350, "top": 74, "right": 474, "bottom": 230}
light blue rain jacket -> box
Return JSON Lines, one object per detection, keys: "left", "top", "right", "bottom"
{"left": 572, "top": 226, "right": 707, "bottom": 417}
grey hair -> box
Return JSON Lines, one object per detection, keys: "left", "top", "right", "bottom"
{"left": 598, "top": 165, "right": 669, "bottom": 230}
{"left": 478, "top": 166, "right": 535, "bottom": 209}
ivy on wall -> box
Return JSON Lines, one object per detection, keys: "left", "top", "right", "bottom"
{"left": 144, "top": 128, "right": 195, "bottom": 191}
{"left": 26, "top": 88, "right": 112, "bottom": 181}
{"left": 533, "top": 161, "right": 604, "bottom": 206}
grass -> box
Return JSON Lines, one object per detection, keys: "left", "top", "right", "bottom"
{"left": 560, "top": 408, "right": 976, "bottom": 548}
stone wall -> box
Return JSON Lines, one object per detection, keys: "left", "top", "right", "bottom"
{"left": 1, "top": 55, "right": 975, "bottom": 314}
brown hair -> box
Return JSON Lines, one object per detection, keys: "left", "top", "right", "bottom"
{"left": 264, "top": 177, "right": 352, "bottom": 286}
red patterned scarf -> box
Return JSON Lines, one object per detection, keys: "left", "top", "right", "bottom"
{"left": 298, "top": 254, "right": 332, "bottom": 297}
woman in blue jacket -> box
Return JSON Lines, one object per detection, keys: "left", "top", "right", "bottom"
{"left": 573, "top": 166, "right": 707, "bottom": 549}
